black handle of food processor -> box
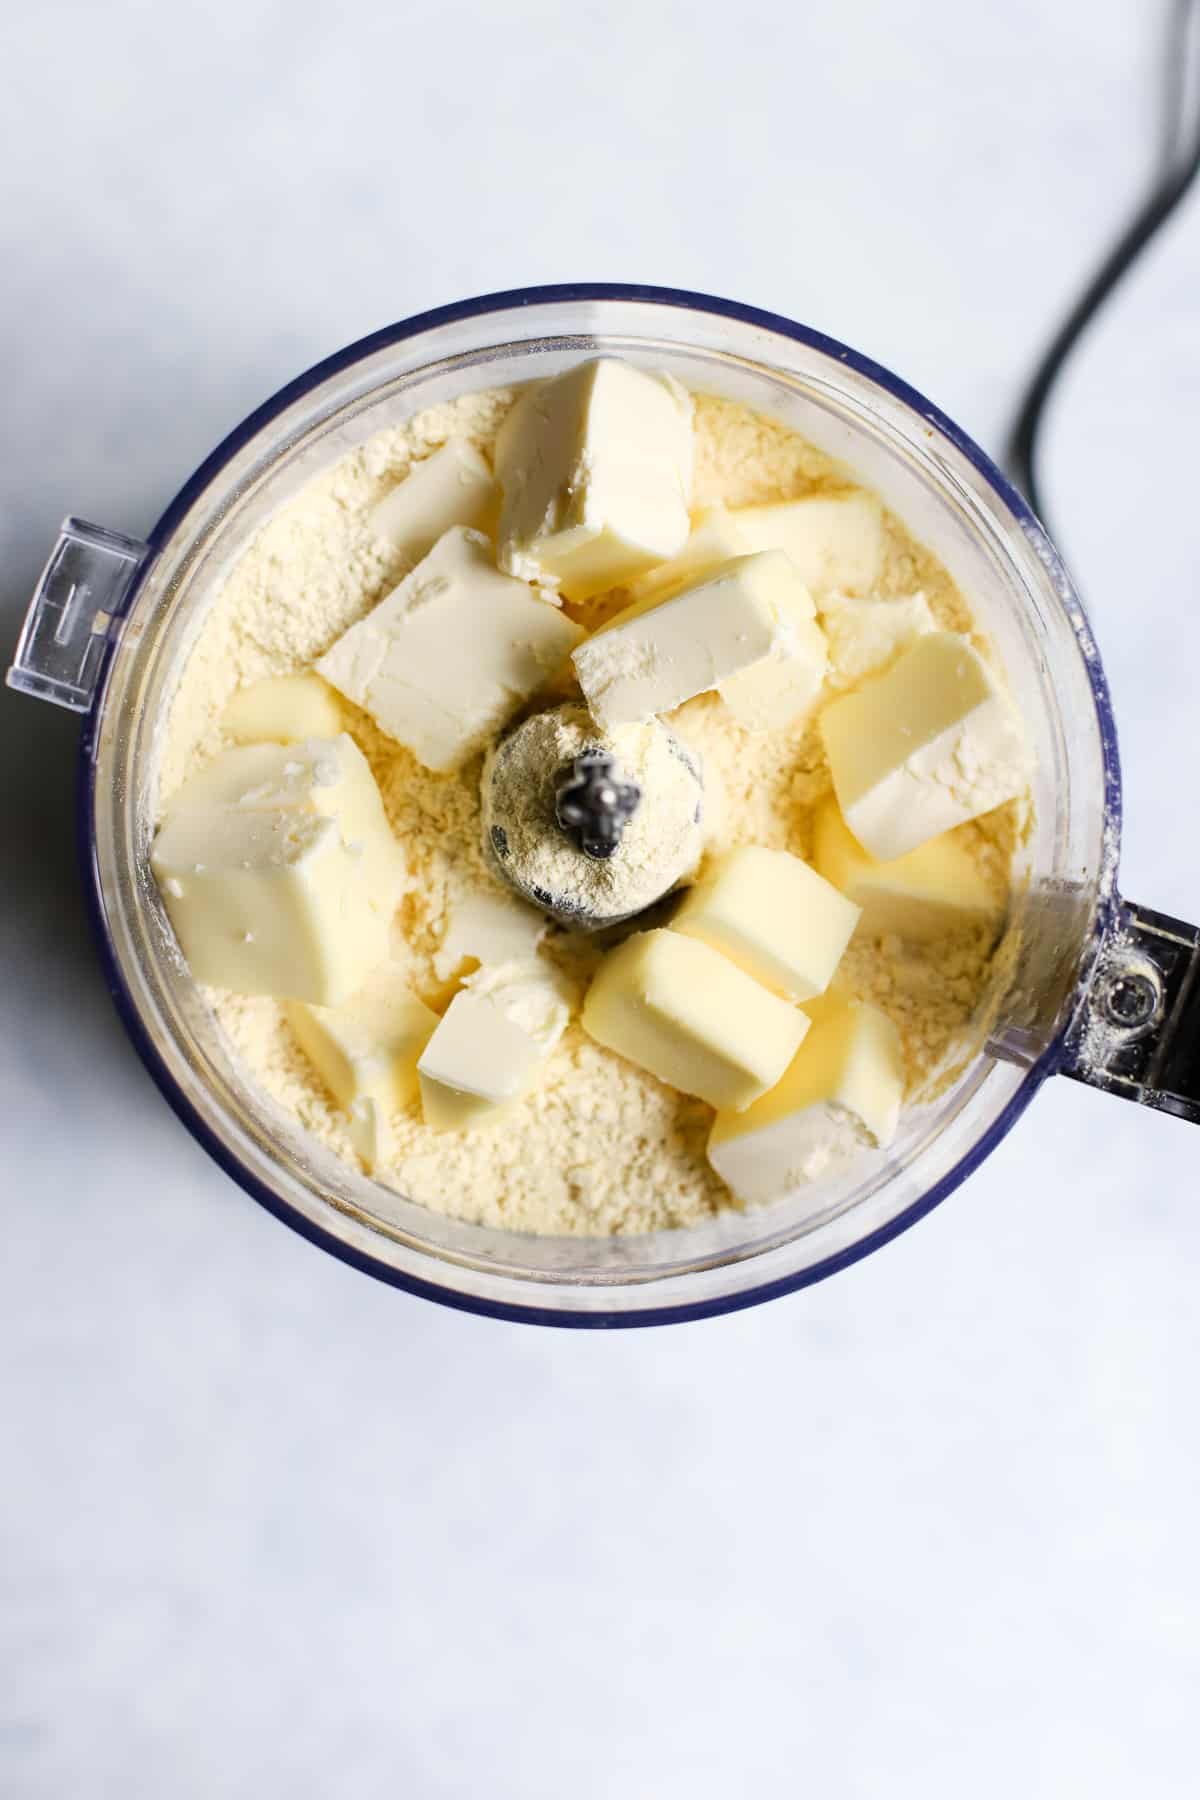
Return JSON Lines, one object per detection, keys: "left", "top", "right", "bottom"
{"left": 1061, "top": 900, "right": 1200, "bottom": 1123}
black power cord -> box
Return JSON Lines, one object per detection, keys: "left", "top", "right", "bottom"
{"left": 1007, "top": 0, "right": 1200, "bottom": 532}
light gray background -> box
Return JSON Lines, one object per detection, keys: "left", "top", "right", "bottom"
{"left": 3, "top": 3, "right": 1199, "bottom": 1795}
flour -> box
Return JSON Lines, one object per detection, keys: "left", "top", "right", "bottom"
{"left": 158, "top": 385, "right": 1019, "bottom": 1236}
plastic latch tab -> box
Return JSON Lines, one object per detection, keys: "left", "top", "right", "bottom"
{"left": 6, "top": 517, "right": 149, "bottom": 714}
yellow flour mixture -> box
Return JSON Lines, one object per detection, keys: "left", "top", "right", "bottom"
{"left": 158, "top": 388, "right": 1017, "bottom": 1235}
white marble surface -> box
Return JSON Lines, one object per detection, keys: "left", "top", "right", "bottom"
{"left": 3, "top": 2, "right": 1199, "bottom": 1793}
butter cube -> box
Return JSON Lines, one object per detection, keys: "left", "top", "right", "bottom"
{"left": 731, "top": 492, "right": 884, "bottom": 597}
{"left": 495, "top": 358, "right": 693, "bottom": 600}
{"left": 317, "top": 527, "right": 583, "bottom": 772}
{"left": 286, "top": 966, "right": 437, "bottom": 1168}
{"left": 369, "top": 439, "right": 497, "bottom": 564}
{"left": 174, "top": 735, "right": 401, "bottom": 914}
{"left": 152, "top": 736, "right": 400, "bottom": 1004}
{"left": 819, "top": 591, "right": 936, "bottom": 691}
{"left": 581, "top": 928, "right": 808, "bottom": 1111}
{"left": 433, "top": 888, "right": 548, "bottom": 981}
{"left": 708, "top": 997, "right": 904, "bottom": 1204}
{"left": 573, "top": 549, "right": 808, "bottom": 729}
{"left": 153, "top": 811, "right": 376, "bottom": 1005}
{"left": 672, "top": 846, "right": 860, "bottom": 1002}
{"left": 623, "top": 505, "right": 750, "bottom": 609}
{"left": 820, "top": 633, "right": 1028, "bottom": 860}
{"left": 222, "top": 673, "right": 344, "bottom": 744}
{"left": 418, "top": 961, "right": 572, "bottom": 1131}
{"left": 812, "top": 797, "right": 1003, "bottom": 942}
{"left": 418, "top": 993, "right": 543, "bottom": 1131}
{"left": 718, "top": 577, "right": 828, "bottom": 731}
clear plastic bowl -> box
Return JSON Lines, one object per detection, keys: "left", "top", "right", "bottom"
{"left": 61, "top": 286, "right": 1126, "bottom": 1325}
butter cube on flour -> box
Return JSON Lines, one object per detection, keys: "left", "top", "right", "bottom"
{"left": 495, "top": 358, "right": 694, "bottom": 601}
{"left": 812, "top": 796, "right": 1003, "bottom": 942}
{"left": 731, "top": 492, "right": 884, "bottom": 597}
{"left": 672, "top": 846, "right": 860, "bottom": 1003}
{"left": 317, "top": 527, "right": 583, "bottom": 773}
{"left": 433, "top": 888, "right": 548, "bottom": 981}
{"left": 222, "top": 672, "right": 344, "bottom": 744}
{"left": 718, "top": 575, "right": 828, "bottom": 731}
{"left": 418, "top": 961, "right": 572, "bottom": 1131}
{"left": 174, "top": 735, "right": 401, "bottom": 912}
{"left": 581, "top": 928, "right": 808, "bottom": 1111}
{"left": 369, "top": 438, "right": 497, "bottom": 565}
{"left": 707, "top": 996, "right": 904, "bottom": 1204}
{"left": 818, "top": 591, "right": 936, "bottom": 691}
{"left": 286, "top": 967, "right": 438, "bottom": 1168}
{"left": 151, "top": 736, "right": 401, "bottom": 1006}
{"left": 572, "top": 549, "right": 811, "bottom": 729}
{"left": 820, "top": 633, "right": 1028, "bottom": 861}
{"left": 623, "top": 505, "right": 751, "bottom": 609}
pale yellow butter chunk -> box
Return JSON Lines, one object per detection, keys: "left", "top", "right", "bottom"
{"left": 317, "top": 527, "right": 583, "bottom": 772}
{"left": 623, "top": 505, "right": 750, "bottom": 609}
{"left": 432, "top": 888, "right": 548, "bottom": 981}
{"left": 708, "top": 997, "right": 904, "bottom": 1205}
{"left": 572, "top": 549, "right": 808, "bottom": 729}
{"left": 672, "top": 846, "right": 860, "bottom": 1003}
{"left": 152, "top": 736, "right": 401, "bottom": 1005}
{"left": 494, "top": 358, "right": 694, "bottom": 601}
{"left": 221, "top": 672, "right": 343, "bottom": 744}
{"left": 581, "top": 928, "right": 808, "bottom": 1111}
{"left": 418, "top": 961, "right": 572, "bottom": 1131}
{"left": 818, "top": 591, "right": 936, "bottom": 692}
{"left": 820, "top": 632, "right": 1029, "bottom": 861}
{"left": 718, "top": 575, "right": 827, "bottom": 731}
{"left": 731, "top": 492, "right": 884, "bottom": 597}
{"left": 286, "top": 966, "right": 438, "bottom": 1169}
{"left": 369, "top": 438, "right": 497, "bottom": 564}
{"left": 174, "top": 734, "right": 402, "bottom": 914}
{"left": 151, "top": 811, "right": 373, "bottom": 1007}
{"left": 812, "top": 797, "right": 1003, "bottom": 942}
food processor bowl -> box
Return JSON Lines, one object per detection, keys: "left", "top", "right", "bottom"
{"left": 11, "top": 285, "right": 1198, "bottom": 1327}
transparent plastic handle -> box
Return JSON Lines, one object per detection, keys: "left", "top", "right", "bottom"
{"left": 1063, "top": 900, "right": 1200, "bottom": 1123}
{"left": 6, "top": 518, "right": 149, "bottom": 713}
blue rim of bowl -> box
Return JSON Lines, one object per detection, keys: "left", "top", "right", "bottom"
{"left": 75, "top": 282, "right": 1124, "bottom": 1330}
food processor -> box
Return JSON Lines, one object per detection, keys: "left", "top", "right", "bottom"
{"left": 10, "top": 284, "right": 1199, "bottom": 1328}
